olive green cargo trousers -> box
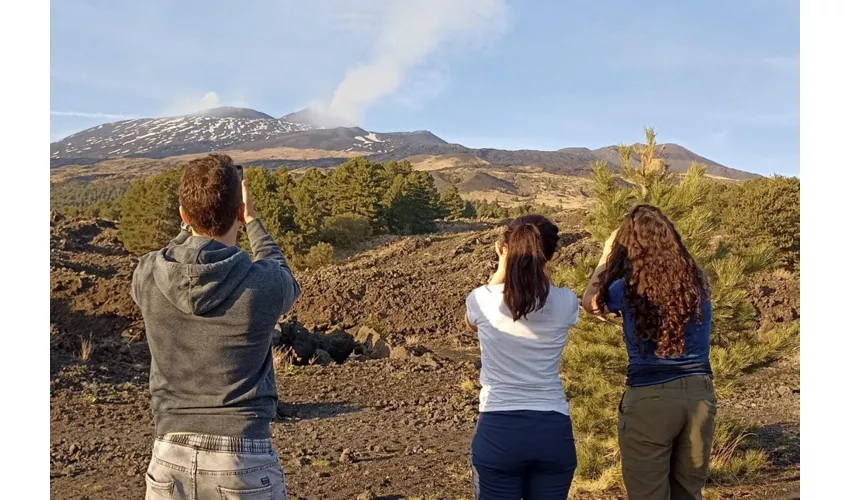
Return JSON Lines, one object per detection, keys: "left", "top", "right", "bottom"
{"left": 618, "top": 375, "right": 717, "bottom": 500}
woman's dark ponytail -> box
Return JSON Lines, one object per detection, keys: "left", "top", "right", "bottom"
{"left": 502, "top": 215, "right": 560, "bottom": 321}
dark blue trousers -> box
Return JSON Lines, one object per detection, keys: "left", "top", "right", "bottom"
{"left": 471, "top": 410, "right": 577, "bottom": 500}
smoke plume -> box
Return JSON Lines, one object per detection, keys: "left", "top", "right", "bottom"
{"left": 325, "top": 0, "right": 508, "bottom": 126}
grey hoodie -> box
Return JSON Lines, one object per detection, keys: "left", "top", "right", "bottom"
{"left": 131, "top": 219, "right": 300, "bottom": 438}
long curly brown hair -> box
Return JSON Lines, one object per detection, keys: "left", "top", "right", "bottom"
{"left": 598, "top": 205, "right": 709, "bottom": 357}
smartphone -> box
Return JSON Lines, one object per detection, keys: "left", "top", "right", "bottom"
{"left": 235, "top": 164, "right": 243, "bottom": 182}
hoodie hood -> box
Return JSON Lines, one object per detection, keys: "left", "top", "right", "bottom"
{"left": 151, "top": 236, "right": 253, "bottom": 315}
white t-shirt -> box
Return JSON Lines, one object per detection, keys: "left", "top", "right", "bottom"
{"left": 465, "top": 283, "right": 580, "bottom": 416}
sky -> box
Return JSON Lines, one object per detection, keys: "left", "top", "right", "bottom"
{"left": 50, "top": 0, "right": 800, "bottom": 176}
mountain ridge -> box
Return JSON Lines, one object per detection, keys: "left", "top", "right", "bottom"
{"left": 50, "top": 106, "right": 759, "bottom": 180}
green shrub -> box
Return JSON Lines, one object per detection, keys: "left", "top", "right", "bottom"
{"left": 293, "top": 242, "right": 334, "bottom": 270}
{"left": 721, "top": 176, "right": 800, "bottom": 260}
{"left": 50, "top": 180, "right": 131, "bottom": 210}
{"left": 320, "top": 213, "right": 373, "bottom": 248}
{"left": 51, "top": 180, "right": 130, "bottom": 219}
{"left": 711, "top": 322, "right": 800, "bottom": 389}
{"left": 119, "top": 168, "right": 182, "bottom": 255}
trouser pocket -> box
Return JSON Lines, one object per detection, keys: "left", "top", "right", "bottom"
{"left": 145, "top": 473, "right": 175, "bottom": 499}
{"left": 617, "top": 391, "right": 627, "bottom": 430}
{"left": 217, "top": 484, "right": 276, "bottom": 500}
{"left": 204, "top": 460, "right": 287, "bottom": 500}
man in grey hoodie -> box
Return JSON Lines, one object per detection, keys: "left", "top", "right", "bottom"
{"left": 131, "top": 153, "right": 299, "bottom": 500}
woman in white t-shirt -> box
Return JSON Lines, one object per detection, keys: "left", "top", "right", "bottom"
{"left": 464, "top": 214, "right": 580, "bottom": 500}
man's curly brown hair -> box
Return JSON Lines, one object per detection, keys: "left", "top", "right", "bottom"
{"left": 598, "top": 205, "right": 709, "bottom": 357}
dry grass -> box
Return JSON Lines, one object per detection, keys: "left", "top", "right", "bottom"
{"left": 708, "top": 420, "right": 769, "bottom": 484}
{"left": 711, "top": 322, "right": 800, "bottom": 395}
{"left": 554, "top": 258, "right": 795, "bottom": 491}
{"left": 771, "top": 267, "right": 795, "bottom": 280}
{"left": 571, "top": 464, "right": 622, "bottom": 493}
{"left": 459, "top": 378, "right": 477, "bottom": 394}
{"left": 311, "top": 458, "right": 330, "bottom": 468}
{"left": 361, "top": 314, "right": 387, "bottom": 335}
{"left": 407, "top": 153, "right": 490, "bottom": 172}
{"left": 404, "top": 334, "right": 423, "bottom": 346}
{"left": 445, "top": 463, "right": 472, "bottom": 482}
{"left": 702, "top": 488, "right": 723, "bottom": 500}
{"left": 272, "top": 347, "right": 297, "bottom": 376}
{"left": 78, "top": 335, "right": 94, "bottom": 361}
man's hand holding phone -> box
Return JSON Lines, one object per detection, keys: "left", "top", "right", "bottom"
{"left": 240, "top": 179, "right": 257, "bottom": 226}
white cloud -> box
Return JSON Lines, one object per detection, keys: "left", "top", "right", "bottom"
{"left": 323, "top": 0, "right": 509, "bottom": 126}
{"left": 199, "top": 91, "right": 219, "bottom": 109}
{"left": 164, "top": 91, "right": 221, "bottom": 116}
{"left": 50, "top": 110, "right": 137, "bottom": 119}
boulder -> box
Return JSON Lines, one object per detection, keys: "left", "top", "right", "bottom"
{"left": 415, "top": 352, "right": 442, "bottom": 369}
{"left": 278, "top": 321, "right": 317, "bottom": 363}
{"left": 355, "top": 326, "right": 391, "bottom": 359}
{"left": 389, "top": 345, "right": 410, "bottom": 360}
{"left": 271, "top": 324, "right": 282, "bottom": 347}
{"left": 355, "top": 326, "right": 381, "bottom": 349}
{"left": 371, "top": 338, "right": 391, "bottom": 359}
{"left": 312, "top": 349, "right": 333, "bottom": 366}
{"left": 339, "top": 448, "right": 356, "bottom": 464}
{"left": 317, "top": 331, "right": 356, "bottom": 364}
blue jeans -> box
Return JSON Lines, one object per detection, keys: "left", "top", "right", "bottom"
{"left": 471, "top": 410, "right": 577, "bottom": 500}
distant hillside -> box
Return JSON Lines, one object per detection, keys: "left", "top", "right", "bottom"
{"left": 50, "top": 106, "right": 760, "bottom": 181}
{"left": 591, "top": 143, "right": 749, "bottom": 180}
{"left": 50, "top": 109, "right": 311, "bottom": 165}
{"left": 457, "top": 172, "right": 518, "bottom": 194}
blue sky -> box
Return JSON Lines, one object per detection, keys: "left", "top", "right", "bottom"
{"left": 50, "top": 0, "right": 799, "bottom": 176}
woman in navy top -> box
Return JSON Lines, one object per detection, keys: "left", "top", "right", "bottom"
{"left": 582, "top": 205, "right": 716, "bottom": 500}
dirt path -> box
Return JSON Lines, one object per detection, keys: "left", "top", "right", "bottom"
{"left": 49, "top": 349, "right": 800, "bottom": 500}
{"left": 49, "top": 217, "right": 799, "bottom": 499}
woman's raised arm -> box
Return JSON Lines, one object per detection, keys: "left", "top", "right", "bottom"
{"left": 582, "top": 229, "right": 618, "bottom": 315}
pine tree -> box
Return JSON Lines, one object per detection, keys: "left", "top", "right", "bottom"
{"left": 580, "top": 127, "right": 775, "bottom": 342}
{"left": 273, "top": 167, "right": 298, "bottom": 232}
{"left": 548, "top": 129, "right": 797, "bottom": 484}
{"left": 462, "top": 200, "right": 477, "bottom": 218}
{"left": 291, "top": 168, "right": 328, "bottom": 241}
{"left": 382, "top": 160, "right": 413, "bottom": 181}
{"left": 327, "top": 158, "right": 386, "bottom": 224}
{"left": 440, "top": 185, "right": 466, "bottom": 220}
{"left": 384, "top": 171, "right": 443, "bottom": 234}
{"left": 119, "top": 167, "right": 182, "bottom": 255}
{"left": 243, "top": 167, "right": 285, "bottom": 239}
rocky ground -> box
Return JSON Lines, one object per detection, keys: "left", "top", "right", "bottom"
{"left": 49, "top": 215, "right": 800, "bottom": 499}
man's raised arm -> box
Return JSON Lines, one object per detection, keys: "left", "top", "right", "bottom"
{"left": 241, "top": 181, "right": 301, "bottom": 311}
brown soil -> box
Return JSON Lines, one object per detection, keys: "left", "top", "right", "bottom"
{"left": 49, "top": 215, "right": 799, "bottom": 499}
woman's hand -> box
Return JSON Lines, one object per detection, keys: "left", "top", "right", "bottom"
{"left": 600, "top": 228, "right": 619, "bottom": 262}
{"left": 489, "top": 240, "right": 508, "bottom": 285}
{"left": 583, "top": 228, "right": 619, "bottom": 314}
